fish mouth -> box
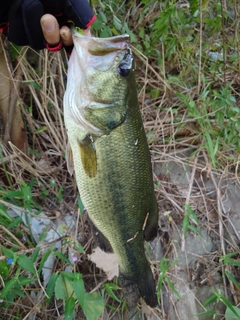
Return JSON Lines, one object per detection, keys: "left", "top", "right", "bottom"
{"left": 71, "top": 28, "right": 130, "bottom": 56}
{"left": 116, "top": 48, "right": 133, "bottom": 76}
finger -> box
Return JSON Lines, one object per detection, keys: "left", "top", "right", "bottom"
{"left": 60, "top": 26, "right": 73, "bottom": 47}
{"left": 40, "top": 14, "right": 60, "bottom": 46}
{"left": 83, "top": 28, "right": 91, "bottom": 37}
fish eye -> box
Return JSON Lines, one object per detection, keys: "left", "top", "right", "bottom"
{"left": 117, "top": 63, "right": 130, "bottom": 77}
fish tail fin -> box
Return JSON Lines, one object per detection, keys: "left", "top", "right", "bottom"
{"left": 119, "top": 264, "right": 157, "bottom": 308}
{"left": 119, "top": 272, "right": 140, "bottom": 307}
{"left": 138, "top": 265, "right": 158, "bottom": 307}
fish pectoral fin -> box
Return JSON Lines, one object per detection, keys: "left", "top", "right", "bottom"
{"left": 66, "top": 142, "right": 74, "bottom": 176}
{"left": 78, "top": 135, "right": 97, "bottom": 178}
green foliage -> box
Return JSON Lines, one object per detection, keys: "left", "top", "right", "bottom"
{"left": 0, "top": 261, "right": 9, "bottom": 279}
{"left": 225, "top": 306, "right": 240, "bottom": 320}
{"left": 220, "top": 252, "right": 240, "bottom": 268}
{"left": 91, "top": 0, "right": 137, "bottom": 42}
{"left": 77, "top": 195, "right": 85, "bottom": 215}
{"left": 0, "top": 203, "right": 12, "bottom": 222}
{"left": 0, "top": 245, "right": 104, "bottom": 320}
{"left": 0, "top": 180, "right": 40, "bottom": 212}
{"left": 47, "top": 271, "right": 104, "bottom": 320}
{"left": 92, "top": 0, "right": 239, "bottom": 167}
{"left": 177, "top": 82, "right": 240, "bottom": 167}
{"left": 183, "top": 204, "right": 203, "bottom": 239}
{"left": 0, "top": 248, "right": 37, "bottom": 307}
{"left": 17, "top": 254, "right": 36, "bottom": 274}
{"left": 197, "top": 289, "right": 240, "bottom": 319}
{"left": 103, "top": 282, "right": 122, "bottom": 307}
{"left": 225, "top": 271, "right": 240, "bottom": 292}
{"left": 197, "top": 250, "right": 240, "bottom": 318}
{"left": 157, "top": 258, "right": 180, "bottom": 304}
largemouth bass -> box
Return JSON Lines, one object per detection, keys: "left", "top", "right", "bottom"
{"left": 64, "top": 28, "right": 158, "bottom": 307}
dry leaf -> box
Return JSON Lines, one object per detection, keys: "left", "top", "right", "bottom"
{"left": 141, "top": 299, "right": 154, "bottom": 317}
{"left": 89, "top": 247, "right": 119, "bottom": 280}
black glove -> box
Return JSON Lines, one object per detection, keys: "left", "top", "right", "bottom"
{"left": 0, "top": 0, "right": 96, "bottom": 50}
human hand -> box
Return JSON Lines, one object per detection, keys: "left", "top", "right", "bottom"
{"left": 40, "top": 13, "right": 91, "bottom": 51}
{"left": 0, "top": 0, "right": 96, "bottom": 51}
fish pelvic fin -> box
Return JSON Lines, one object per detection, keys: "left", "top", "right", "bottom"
{"left": 78, "top": 135, "right": 97, "bottom": 178}
{"left": 66, "top": 142, "right": 74, "bottom": 176}
{"left": 119, "top": 264, "right": 157, "bottom": 308}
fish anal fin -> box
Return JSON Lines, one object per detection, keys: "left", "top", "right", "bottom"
{"left": 93, "top": 226, "right": 113, "bottom": 253}
{"left": 78, "top": 135, "right": 97, "bottom": 178}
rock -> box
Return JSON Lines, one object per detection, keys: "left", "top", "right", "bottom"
{"left": 173, "top": 227, "right": 213, "bottom": 267}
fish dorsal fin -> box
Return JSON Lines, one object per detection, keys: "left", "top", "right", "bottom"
{"left": 78, "top": 135, "right": 97, "bottom": 178}
{"left": 66, "top": 142, "right": 74, "bottom": 176}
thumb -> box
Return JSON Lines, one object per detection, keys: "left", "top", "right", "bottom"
{"left": 40, "top": 14, "right": 60, "bottom": 46}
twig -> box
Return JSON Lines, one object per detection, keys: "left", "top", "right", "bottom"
{"left": 34, "top": 265, "right": 49, "bottom": 298}
{"left": 220, "top": 0, "right": 227, "bottom": 85}
{"left": 127, "top": 231, "right": 139, "bottom": 243}
{"left": 131, "top": 45, "right": 173, "bottom": 92}
{"left": 0, "top": 224, "right": 27, "bottom": 249}
{"left": 0, "top": 198, "right": 60, "bottom": 220}
{"left": 197, "top": 0, "right": 203, "bottom": 97}
{"left": 208, "top": 163, "right": 230, "bottom": 300}
{"left": 142, "top": 212, "right": 149, "bottom": 230}
{"left": 181, "top": 152, "right": 199, "bottom": 252}
{"left": 0, "top": 236, "right": 65, "bottom": 261}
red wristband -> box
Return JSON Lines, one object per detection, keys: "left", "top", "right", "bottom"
{"left": 0, "top": 22, "right": 9, "bottom": 34}
{"left": 45, "top": 41, "right": 63, "bottom": 52}
{"left": 86, "top": 14, "right": 97, "bottom": 28}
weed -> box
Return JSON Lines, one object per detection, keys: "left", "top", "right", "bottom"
{"left": 46, "top": 271, "right": 104, "bottom": 320}
{"left": 197, "top": 289, "right": 240, "bottom": 319}
{"left": 0, "top": 247, "right": 38, "bottom": 307}
{"left": 157, "top": 258, "right": 180, "bottom": 304}
{"left": 183, "top": 204, "right": 203, "bottom": 239}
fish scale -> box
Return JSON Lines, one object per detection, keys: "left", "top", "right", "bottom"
{"left": 64, "top": 29, "right": 158, "bottom": 307}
